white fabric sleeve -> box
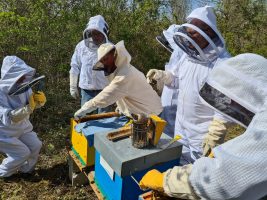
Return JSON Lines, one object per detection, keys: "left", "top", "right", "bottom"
{"left": 0, "top": 106, "right": 12, "bottom": 126}
{"left": 164, "top": 51, "right": 185, "bottom": 89}
{"left": 83, "top": 75, "right": 127, "bottom": 110}
{"left": 10, "top": 105, "right": 32, "bottom": 123}
{"left": 69, "top": 44, "right": 81, "bottom": 75}
{"left": 69, "top": 73, "right": 80, "bottom": 99}
{"left": 164, "top": 71, "right": 179, "bottom": 89}
{"left": 163, "top": 164, "right": 200, "bottom": 199}
{"left": 70, "top": 73, "right": 79, "bottom": 87}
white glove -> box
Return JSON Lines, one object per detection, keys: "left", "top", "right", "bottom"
{"left": 164, "top": 164, "right": 200, "bottom": 199}
{"left": 74, "top": 101, "right": 97, "bottom": 120}
{"left": 146, "top": 69, "right": 172, "bottom": 86}
{"left": 10, "top": 105, "right": 33, "bottom": 123}
{"left": 202, "top": 118, "right": 230, "bottom": 157}
{"left": 70, "top": 73, "right": 80, "bottom": 99}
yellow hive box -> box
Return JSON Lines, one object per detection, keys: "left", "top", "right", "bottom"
{"left": 70, "top": 118, "right": 95, "bottom": 167}
{"left": 70, "top": 112, "right": 121, "bottom": 167}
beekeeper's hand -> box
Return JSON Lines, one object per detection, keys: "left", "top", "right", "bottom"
{"left": 74, "top": 101, "right": 97, "bottom": 120}
{"left": 146, "top": 69, "right": 172, "bottom": 85}
{"left": 202, "top": 118, "right": 229, "bottom": 157}
{"left": 70, "top": 73, "right": 80, "bottom": 99}
{"left": 163, "top": 164, "right": 200, "bottom": 199}
{"left": 139, "top": 169, "right": 164, "bottom": 192}
{"left": 29, "top": 93, "right": 36, "bottom": 111}
{"left": 33, "top": 91, "right": 46, "bottom": 108}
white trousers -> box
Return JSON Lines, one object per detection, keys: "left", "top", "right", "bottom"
{"left": 0, "top": 131, "right": 42, "bottom": 177}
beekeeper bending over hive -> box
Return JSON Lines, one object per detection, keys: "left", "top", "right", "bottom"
{"left": 74, "top": 41, "right": 162, "bottom": 119}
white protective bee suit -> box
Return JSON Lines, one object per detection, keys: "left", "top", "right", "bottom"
{"left": 156, "top": 24, "right": 184, "bottom": 137}
{"left": 0, "top": 56, "right": 42, "bottom": 177}
{"left": 74, "top": 41, "right": 163, "bottom": 119}
{"left": 69, "top": 15, "right": 110, "bottom": 106}
{"left": 148, "top": 6, "right": 232, "bottom": 162}
{"left": 163, "top": 53, "right": 267, "bottom": 200}
{"left": 151, "top": 6, "right": 231, "bottom": 163}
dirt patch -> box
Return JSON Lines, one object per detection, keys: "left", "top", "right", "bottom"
{"left": 0, "top": 150, "right": 96, "bottom": 199}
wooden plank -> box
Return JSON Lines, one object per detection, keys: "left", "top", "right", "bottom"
{"left": 68, "top": 151, "right": 89, "bottom": 186}
{"left": 78, "top": 112, "right": 120, "bottom": 123}
{"left": 68, "top": 151, "right": 105, "bottom": 199}
{"left": 106, "top": 126, "right": 132, "bottom": 141}
{"left": 88, "top": 171, "right": 105, "bottom": 200}
{"left": 69, "top": 150, "right": 86, "bottom": 172}
{"left": 138, "top": 191, "right": 153, "bottom": 200}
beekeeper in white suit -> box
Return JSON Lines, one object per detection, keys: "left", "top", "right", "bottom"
{"left": 70, "top": 15, "right": 112, "bottom": 112}
{"left": 0, "top": 56, "right": 46, "bottom": 177}
{"left": 74, "top": 41, "right": 162, "bottom": 119}
{"left": 140, "top": 53, "right": 267, "bottom": 200}
{"left": 147, "top": 6, "right": 232, "bottom": 163}
{"left": 153, "top": 24, "right": 184, "bottom": 137}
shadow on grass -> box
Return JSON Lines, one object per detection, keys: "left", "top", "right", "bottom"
{"left": 3, "top": 162, "right": 70, "bottom": 186}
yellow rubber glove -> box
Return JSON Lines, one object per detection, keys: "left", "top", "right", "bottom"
{"left": 33, "top": 91, "right": 46, "bottom": 107}
{"left": 29, "top": 94, "right": 36, "bottom": 111}
{"left": 139, "top": 169, "right": 164, "bottom": 192}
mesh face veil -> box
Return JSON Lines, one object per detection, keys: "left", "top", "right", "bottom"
{"left": 200, "top": 83, "right": 255, "bottom": 127}
{"left": 93, "top": 44, "right": 116, "bottom": 71}
{"left": 156, "top": 24, "right": 181, "bottom": 53}
{"left": 83, "top": 30, "right": 107, "bottom": 50}
{"left": 173, "top": 23, "right": 222, "bottom": 63}
{"left": 83, "top": 16, "right": 109, "bottom": 50}
{"left": 156, "top": 34, "right": 173, "bottom": 53}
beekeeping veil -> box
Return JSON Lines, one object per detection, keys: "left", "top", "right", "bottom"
{"left": 199, "top": 53, "right": 267, "bottom": 127}
{"left": 83, "top": 15, "right": 109, "bottom": 50}
{"left": 173, "top": 6, "right": 225, "bottom": 63}
{"left": 156, "top": 24, "right": 180, "bottom": 53}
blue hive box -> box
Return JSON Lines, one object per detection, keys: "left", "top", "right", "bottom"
{"left": 94, "top": 131, "right": 182, "bottom": 200}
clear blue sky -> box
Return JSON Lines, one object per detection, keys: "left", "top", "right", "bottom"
{"left": 191, "top": 0, "right": 216, "bottom": 10}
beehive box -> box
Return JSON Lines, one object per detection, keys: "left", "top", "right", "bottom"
{"left": 94, "top": 131, "right": 182, "bottom": 200}
{"left": 70, "top": 112, "right": 127, "bottom": 167}
{"left": 70, "top": 118, "right": 95, "bottom": 166}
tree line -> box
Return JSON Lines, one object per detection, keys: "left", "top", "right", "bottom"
{"left": 0, "top": 0, "right": 266, "bottom": 133}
